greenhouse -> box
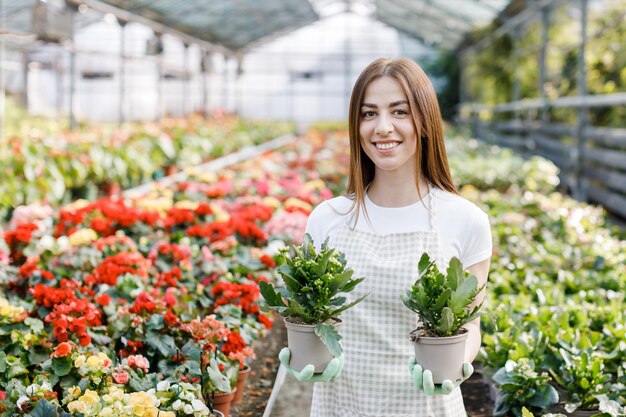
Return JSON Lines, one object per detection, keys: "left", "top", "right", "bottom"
{"left": 0, "top": 0, "right": 624, "bottom": 416}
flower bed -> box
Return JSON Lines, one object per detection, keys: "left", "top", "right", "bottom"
{"left": 1, "top": 124, "right": 623, "bottom": 416}
{"left": 0, "top": 111, "right": 293, "bottom": 220}
{"left": 0, "top": 132, "right": 336, "bottom": 416}
{"left": 448, "top": 134, "right": 625, "bottom": 417}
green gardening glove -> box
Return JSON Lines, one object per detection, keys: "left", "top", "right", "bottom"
{"left": 408, "top": 357, "right": 473, "bottom": 395}
{"left": 279, "top": 347, "right": 344, "bottom": 382}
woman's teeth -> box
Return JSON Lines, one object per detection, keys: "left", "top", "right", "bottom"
{"left": 376, "top": 142, "right": 400, "bottom": 150}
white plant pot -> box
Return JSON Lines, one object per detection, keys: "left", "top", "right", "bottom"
{"left": 411, "top": 329, "right": 468, "bottom": 384}
{"left": 284, "top": 317, "right": 341, "bottom": 373}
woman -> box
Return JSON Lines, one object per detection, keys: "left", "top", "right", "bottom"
{"left": 280, "top": 57, "right": 492, "bottom": 417}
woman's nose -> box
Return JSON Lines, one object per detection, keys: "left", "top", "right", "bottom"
{"left": 375, "top": 114, "right": 393, "bottom": 136}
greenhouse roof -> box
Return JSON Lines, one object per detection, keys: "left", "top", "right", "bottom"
{"left": 1, "top": 0, "right": 512, "bottom": 52}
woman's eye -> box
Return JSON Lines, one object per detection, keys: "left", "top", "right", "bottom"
{"left": 362, "top": 111, "right": 376, "bottom": 118}
{"left": 394, "top": 109, "right": 408, "bottom": 115}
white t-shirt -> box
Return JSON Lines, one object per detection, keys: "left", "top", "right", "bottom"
{"left": 305, "top": 187, "right": 492, "bottom": 267}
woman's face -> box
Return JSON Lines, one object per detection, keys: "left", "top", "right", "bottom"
{"left": 358, "top": 76, "right": 418, "bottom": 178}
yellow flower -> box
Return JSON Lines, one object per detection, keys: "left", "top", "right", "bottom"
{"left": 79, "top": 390, "right": 100, "bottom": 407}
{"left": 0, "top": 298, "right": 25, "bottom": 321}
{"left": 109, "top": 386, "right": 124, "bottom": 402}
{"left": 67, "top": 400, "right": 88, "bottom": 414}
{"left": 303, "top": 179, "right": 326, "bottom": 191}
{"left": 69, "top": 228, "right": 98, "bottom": 247}
{"left": 211, "top": 204, "right": 230, "bottom": 222}
{"left": 135, "top": 197, "right": 172, "bottom": 213}
{"left": 284, "top": 197, "right": 312, "bottom": 212}
{"left": 99, "top": 407, "right": 114, "bottom": 417}
{"left": 159, "top": 411, "right": 176, "bottom": 417}
{"left": 68, "top": 386, "right": 81, "bottom": 398}
{"left": 262, "top": 196, "right": 281, "bottom": 209}
{"left": 64, "top": 199, "right": 90, "bottom": 211}
{"left": 174, "top": 200, "right": 199, "bottom": 210}
{"left": 86, "top": 355, "right": 102, "bottom": 371}
{"left": 74, "top": 355, "right": 86, "bottom": 367}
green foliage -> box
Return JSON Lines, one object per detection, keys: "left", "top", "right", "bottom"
{"left": 549, "top": 349, "right": 611, "bottom": 412}
{"left": 259, "top": 233, "right": 368, "bottom": 354}
{"left": 492, "top": 359, "right": 559, "bottom": 417}
{"left": 400, "top": 253, "right": 486, "bottom": 337}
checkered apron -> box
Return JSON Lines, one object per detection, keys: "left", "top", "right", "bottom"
{"left": 310, "top": 190, "right": 467, "bottom": 417}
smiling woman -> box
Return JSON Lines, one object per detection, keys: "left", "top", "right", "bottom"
{"left": 276, "top": 57, "right": 493, "bottom": 417}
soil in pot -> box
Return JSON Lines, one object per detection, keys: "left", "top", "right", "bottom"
{"left": 284, "top": 317, "right": 341, "bottom": 374}
{"left": 411, "top": 328, "right": 468, "bottom": 384}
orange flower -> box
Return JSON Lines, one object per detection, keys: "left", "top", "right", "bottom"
{"left": 51, "top": 342, "right": 73, "bottom": 358}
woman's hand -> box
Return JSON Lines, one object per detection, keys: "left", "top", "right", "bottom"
{"left": 278, "top": 347, "right": 344, "bottom": 382}
{"left": 408, "top": 357, "right": 473, "bottom": 395}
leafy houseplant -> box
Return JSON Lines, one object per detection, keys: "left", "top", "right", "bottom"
{"left": 259, "top": 233, "right": 367, "bottom": 373}
{"left": 401, "top": 253, "right": 486, "bottom": 383}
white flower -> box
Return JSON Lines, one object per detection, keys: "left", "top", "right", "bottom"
{"left": 17, "top": 396, "right": 30, "bottom": 411}
{"left": 265, "top": 240, "right": 286, "bottom": 256}
{"left": 191, "top": 399, "right": 207, "bottom": 411}
{"left": 172, "top": 399, "right": 183, "bottom": 410}
{"left": 57, "top": 236, "right": 70, "bottom": 252}
{"left": 37, "top": 235, "right": 55, "bottom": 251}
{"left": 25, "top": 384, "right": 37, "bottom": 396}
{"left": 184, "top": 404, "right": 194, "bottom": 414}
{"left": 157, "top": 380, "right": 171, "bottom": 392}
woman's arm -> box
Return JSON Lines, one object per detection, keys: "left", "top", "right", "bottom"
{"left": 463, "top": 257, "right": 490, "bottom": 363}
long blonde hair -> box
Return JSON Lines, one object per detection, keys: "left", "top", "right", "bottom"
{"left": 345, "top": 57, "right": 458, "bottom": 225}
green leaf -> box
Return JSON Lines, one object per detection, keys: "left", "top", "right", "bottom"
{"left": 417, "top": 253, "right": 431, "bottom": 276}
{"left": 328, "top": 270, "right": 354, "bottom": 292}
{"left": 27, "top": 399, "right": 58, "bottom": 417}
{"left": 24, "top": 317, "right": 44, "bottom": 333}
{"left": 206, "top": 360, "right": 231, "bottom": 393}
{"left": 259, "top": 281, "right": 287, "bottom": 310}
{"left": 328, "top": 296, "right": 346, "bottom": 306}
{"left": 328, "top": 293, "right": 369, "bottom": 318}
{"left": 435, "top": 307, "right": 454, "bottom": 335}
{"left": 0, "top": 352, "right": 6, "bottom": 373}
{"left": 51, "top": 357, "right": 72, "bottom": 377}
{"left": 146, "top": 332, "right": 176, "bottom": 357}
{"left": 146, "top": 314, "right": 164, "bottom": 330}
{"left": 88, "top": 331, "right": 112, "bottom": 346}
{"left": 449, "top": 275, "right": 478, "bottom": 313}
{"left": 338, "top": 276, "right": 364, "bottom": 294}
{"left": 315, "top": 323, "right": 342, "bottom": 356}
{"left": 529, "top": 384, "right": 559, "bottom": 408}
{"left": 446, "top": 257, "right": 464, "bottom": 290}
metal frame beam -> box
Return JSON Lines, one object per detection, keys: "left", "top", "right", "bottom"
{"left": 66, "top": 0, "right": 233, "bottom": 55}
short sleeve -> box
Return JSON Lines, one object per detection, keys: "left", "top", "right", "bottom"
{"left": 460, "top": 208, "right": 492, "bottom": 267}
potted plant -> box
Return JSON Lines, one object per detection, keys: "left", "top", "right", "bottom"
{"left": 259, "top": 233, "right": 368, "bottom": 373}
{"left": 401, "top": 253, "right": 486, "bottom": 383}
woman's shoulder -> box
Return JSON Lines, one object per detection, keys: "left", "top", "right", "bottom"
{"left": 432, "top": 187, "right": 488, "bottom": 219}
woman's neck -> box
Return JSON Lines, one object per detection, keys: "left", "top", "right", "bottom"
{"left": 367, "top": 174, "right": 429, "bottom": 208}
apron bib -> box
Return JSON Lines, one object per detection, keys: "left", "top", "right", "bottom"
{"left": 310, "top": 190, "right": 467, "bottom": 417}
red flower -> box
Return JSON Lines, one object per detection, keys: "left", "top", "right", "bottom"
{"left": 96, "top": 294, "right": 111, "bottom": 306}
{"left": 260, "top": 254, "right": 276, "bottom": 268}
{"left": 222, "top": 331, "right": 247, "bottom": 356}
{"left": 258, "top": 313, "right": 273, "bottom": 329}
{"left": 78, "top": 333, "right": 91, "bottom": 347}
{"left": 51, "top": 342, "right": 74, "bottom": 358}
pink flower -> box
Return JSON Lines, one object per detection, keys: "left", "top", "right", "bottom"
{"left": 113, "top": 371, "right": 130, "bottom": 384}
{"left": 127, "top": 354, "right": 150, "bottom": 372}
